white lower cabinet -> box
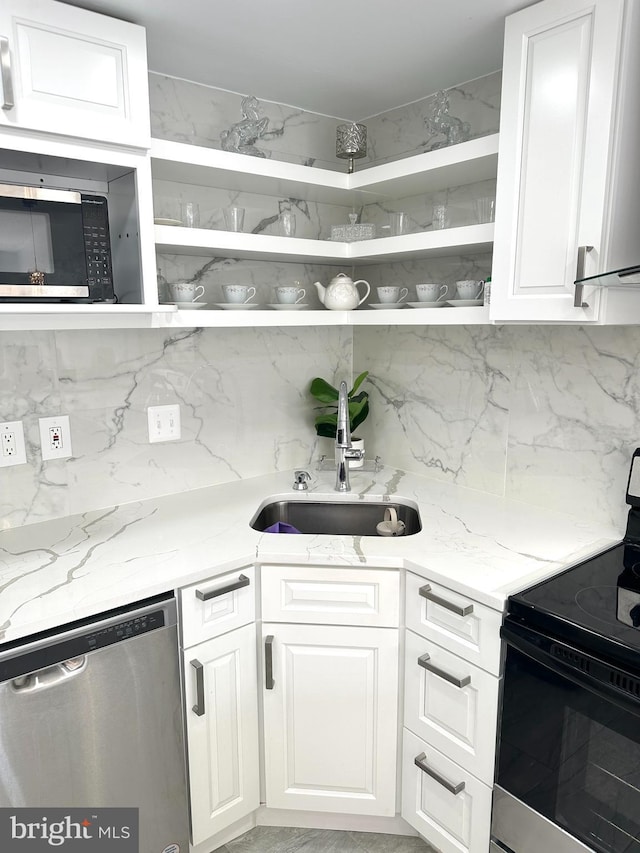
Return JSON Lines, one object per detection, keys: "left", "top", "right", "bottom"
{"left": 182, "top": 622, "right": 260, "bottom": 846}
{"left": 262, "top": 621, "right": 399, "bottom": 816}
{"left": 402, "top": 727, "right": 492, "bottom": 853}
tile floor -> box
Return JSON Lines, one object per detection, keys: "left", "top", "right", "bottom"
{"left": 213, "top": 826, "right": 437, "bottom": 853}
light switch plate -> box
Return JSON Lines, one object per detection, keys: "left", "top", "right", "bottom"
{"left": 0, "top": 420, "right": 27, "bottom": 467}
{"left": 39, "top": 415, "right": 73, "bottom": 460}
{"left": 147, "top": 404, "right": 181, "bottom": 443}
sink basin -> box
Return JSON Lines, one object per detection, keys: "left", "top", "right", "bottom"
{"left": 250, "top": 498, "right": 422, "bottom": 536}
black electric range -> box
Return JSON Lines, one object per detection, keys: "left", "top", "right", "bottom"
{"left": 507, "top": 541, "right": 640, "bottom": 673}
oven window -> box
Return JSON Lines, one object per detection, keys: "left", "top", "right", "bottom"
{"left": 498, "top": 645, "right": 640, "bottom": 853}
{"left": 0, "top": 210, "right": 54, "bottom": 273}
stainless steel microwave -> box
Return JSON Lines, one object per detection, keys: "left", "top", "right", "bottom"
{"left": 0, "top": 184, "right": 115, "bottom": 302}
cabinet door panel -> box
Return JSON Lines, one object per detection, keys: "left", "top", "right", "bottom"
{"left": 404, "top": 629, "right": 499, "bottom": 784}
{"left": 183, "top": 623, "right": 259, "bottom": 845}
{"left": 402, "top": 727, "right": 492, "bottom": 853}
{"left": 492, "top": 0, "right": 625, "bottom": 322}
{"left": 180, "top": 566, "right": 255, "bottom": 648}
{"left": 262, "top": 622, "right": 398, "bottom": 815}
{"left": 0, "top": 0, "right": 150, "bottom": 146}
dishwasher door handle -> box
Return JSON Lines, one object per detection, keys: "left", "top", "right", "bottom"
{"left": 10, "top": 657, "right": 87, "bottom": 693}
{"left": 190, "top": 659, "right": 205, "bottom": 716}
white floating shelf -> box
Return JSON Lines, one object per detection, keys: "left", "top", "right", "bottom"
{"left": 150, "top": 134, "right": 499, "bottom": 205}
{"left": 155, "top": 223, "right": 494, "bottom": 264}
{"left": 0, "top": 304, "right": 173, "bottom": 331}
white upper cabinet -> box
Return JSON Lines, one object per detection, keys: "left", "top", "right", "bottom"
{"left": 0, "top": 0, "right": 150, "bottom": 148}
{"left": 491, "top": 0, "right": 640, "bottom": 323}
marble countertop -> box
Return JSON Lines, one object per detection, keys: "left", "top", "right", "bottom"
{"left": 0, "top": 466, "right": 622, "bottom": 643}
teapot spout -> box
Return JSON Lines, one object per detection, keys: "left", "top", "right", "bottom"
{"left": 314, "top": 282, "right": 326, "bottom": 305}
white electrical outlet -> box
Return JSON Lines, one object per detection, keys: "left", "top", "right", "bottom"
{"left": 39, "top": 415, "right": 73, "bottom": 460}
{"left": 0, "top": 420, "right": 27, "bottom": 467}
{"left": 147, "top": 404, "right": 181, "bottom": 443}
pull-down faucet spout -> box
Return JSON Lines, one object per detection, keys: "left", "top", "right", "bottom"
{"left": 335, "top": 380, "right": 364, "bottom": 492}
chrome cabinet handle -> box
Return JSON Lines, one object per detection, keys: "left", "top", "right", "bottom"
{"left": 190, "top": 659, "right": 205, "bottom": 716}
{"left": 417, "top": 652, "right": 471, "bottom": 688}
{"left": 419, "top": 583, "right": 473, "bottom": 617}
{"left": 195, "top": 573, "right": 250, "bottom": 601}
{"left": 265, "top": 635, "right": 274, "bottom": 690}
{"left": 414, "top": 752, "right": 465, "bottom": 795}
{"left": 574, "top": 245, "right": 594, "bottom": 307}
{"left": 0, "top": 37, "right": 14, "bottom": 110}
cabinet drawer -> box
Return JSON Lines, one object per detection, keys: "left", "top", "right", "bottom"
{"left": 260, "top": 565, "right": 399, "bottom": 627}
{"left": 404, "top": 629, "right": 499, "bottom": 785}
{"left": 405, "top": 572, "right": 502, "bottom": 675}
{"left": 180, "top": 566, "right": 255, "bottom": 648}
{"left": 402, "top": 727, "right": 492, "bottom": 853}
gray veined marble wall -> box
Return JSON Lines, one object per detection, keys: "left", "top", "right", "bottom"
{"left": 354, "top": 324, "right": 640, "bottom": 529}
{"left": 0, "top": 327, "right": 351, "bottom": 529}
{"left": 1, "top": 72, "right": 637, "bottom": 532}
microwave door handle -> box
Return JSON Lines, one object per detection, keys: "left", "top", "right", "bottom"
{"left": 502, "top": 621, "right": 640, "bottom": 719}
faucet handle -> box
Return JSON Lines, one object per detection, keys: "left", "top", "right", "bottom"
{"left": 293, "top": 470, "right": 311, "bottom": 491}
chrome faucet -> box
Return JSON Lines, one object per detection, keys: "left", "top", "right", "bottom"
{"left": 335, "top": 380, "right": 364, "bottom": 492}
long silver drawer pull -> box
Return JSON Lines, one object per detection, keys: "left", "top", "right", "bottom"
{"left": 414, "top": 752, "right": 465, "bottom": 795}
{"left": 418, "top": 652, "right": 471, "bottom": 688}
{"left": 419, "top": 583, "right": 473, "bottom": 617}
{"left": 195, "top": 573, "right": 250, "bottom": 601}
{"left": 0, "top": 38, "right": 14, "bottom": 110}
{"left": 265, "top": 635, "right": 274, "bottom": 690}
{"left": 190, "top": 659, "right": 205, "bottom": 716}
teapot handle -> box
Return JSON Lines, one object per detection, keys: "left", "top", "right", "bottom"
{"left": 354, "top": 279, "right": 371, "bottom": 306}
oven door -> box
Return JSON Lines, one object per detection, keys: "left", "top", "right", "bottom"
{"left": 494, "top": 619, "right": 640, "bottom": 853}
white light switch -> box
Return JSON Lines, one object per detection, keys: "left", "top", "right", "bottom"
{"left": 147, "top": 404, "right": 181, "bottom": 443}
{"left": 39, "top": 415, "right": 73, "bottom": 460}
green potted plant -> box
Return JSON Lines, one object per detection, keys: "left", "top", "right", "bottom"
{"left": 309, "top": 371, "right": 369, "bottom": 466}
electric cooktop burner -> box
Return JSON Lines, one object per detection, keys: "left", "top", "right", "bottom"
{"left": 508, "top": 542, "right": 640, "bottom": 670}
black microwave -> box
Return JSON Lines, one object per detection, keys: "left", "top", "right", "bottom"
{"left": 0, "top": 184, "right": 115, "bottom": 302}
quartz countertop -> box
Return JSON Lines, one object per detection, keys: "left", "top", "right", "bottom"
{"left": 0, "top": 466, "right": 622, "bottom": 643}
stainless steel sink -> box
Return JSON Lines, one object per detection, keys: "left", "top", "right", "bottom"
{"left": 250, "top": 498, "right": 422, "bottom": 536}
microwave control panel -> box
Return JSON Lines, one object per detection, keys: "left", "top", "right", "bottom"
{"left": 81, "top": 195, "right": 115, "bottom": 302}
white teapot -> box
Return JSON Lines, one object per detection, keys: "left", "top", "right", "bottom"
{"left": 314, "top": 273, "right": 370, "bottom": 311}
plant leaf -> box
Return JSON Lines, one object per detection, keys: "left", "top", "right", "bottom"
{"left": 349, "top": 371, "right": 369, "bottom": 397}
{"left": 351, "top": 400, "right": 369, "bottom": 433}
{"left": 309, "top": 377, "right": 339, "bottom": 403}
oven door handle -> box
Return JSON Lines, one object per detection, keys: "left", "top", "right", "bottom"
{"left": 502, "top": 619, "right": 640, "bottom": 719}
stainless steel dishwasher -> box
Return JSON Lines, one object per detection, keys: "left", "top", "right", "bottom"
{"left": 0, "top": 591, "right": 189, "bottom": 853}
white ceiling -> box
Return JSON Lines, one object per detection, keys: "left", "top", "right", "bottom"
{"left": 62, "top": 0, "right": 533, "bottom": 118}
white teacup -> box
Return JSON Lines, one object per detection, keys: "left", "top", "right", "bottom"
{"left": 276, "top": 285, "right": 305, "bottom": 304}
{"left": 377, "top": 285, "right": 408, "bottom": 304}
{"left": 456, "top": 280, "right": 484, "bottom": 300}
{"left": 223, "top": 284, "right": 256, "bottom": 304}
{"left": 416, "top": 283, "right": 447, "bottom": 303}
{"left": 169, "top": 281, "right": 204, "bottom": 303}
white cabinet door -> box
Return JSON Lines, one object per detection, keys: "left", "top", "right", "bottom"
{"left": 0, "top": 0, "right": 150, "bottom": 147}
{"left": 183, "top": 623, "right": 260, "bottom": 846}
{"left": 262, "top": 622, "right": 399, "bottom": 816}
{"left": 491, "top": 0, "right": 626, "bottom": 322}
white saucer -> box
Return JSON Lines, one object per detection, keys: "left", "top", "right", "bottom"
{"left": 446, "top": 299, "right": 484, "bottom": 307}
{"left": 215, "top": 302, "right": 261, "bottom": 310}
{"left": 268, "top": 303, "right": 309, "bottom": 311}
{"left": 407, "top": 301, "right": 448, "bottom": 309}
{"left": 154, "top": 218, "right": 183, "bottom": 226}
{"left": 369, "top": 302, "right": 406, "bottom": 310}
{"left": 175, "top": 301, "right": 207, "bottom": 310}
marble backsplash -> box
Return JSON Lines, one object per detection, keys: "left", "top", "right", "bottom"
{"left": 355, "top": 324, "right": 640, "bottom": 530}
{"left": 0, "top": 327, "right": 351, "bottom": 529}
{"left": 149, "top": 70, "right": 501, "bottom": 169}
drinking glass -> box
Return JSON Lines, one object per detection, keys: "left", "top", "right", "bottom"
{"left": 224, "top": 206, "right": 245, "bottom": 232}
